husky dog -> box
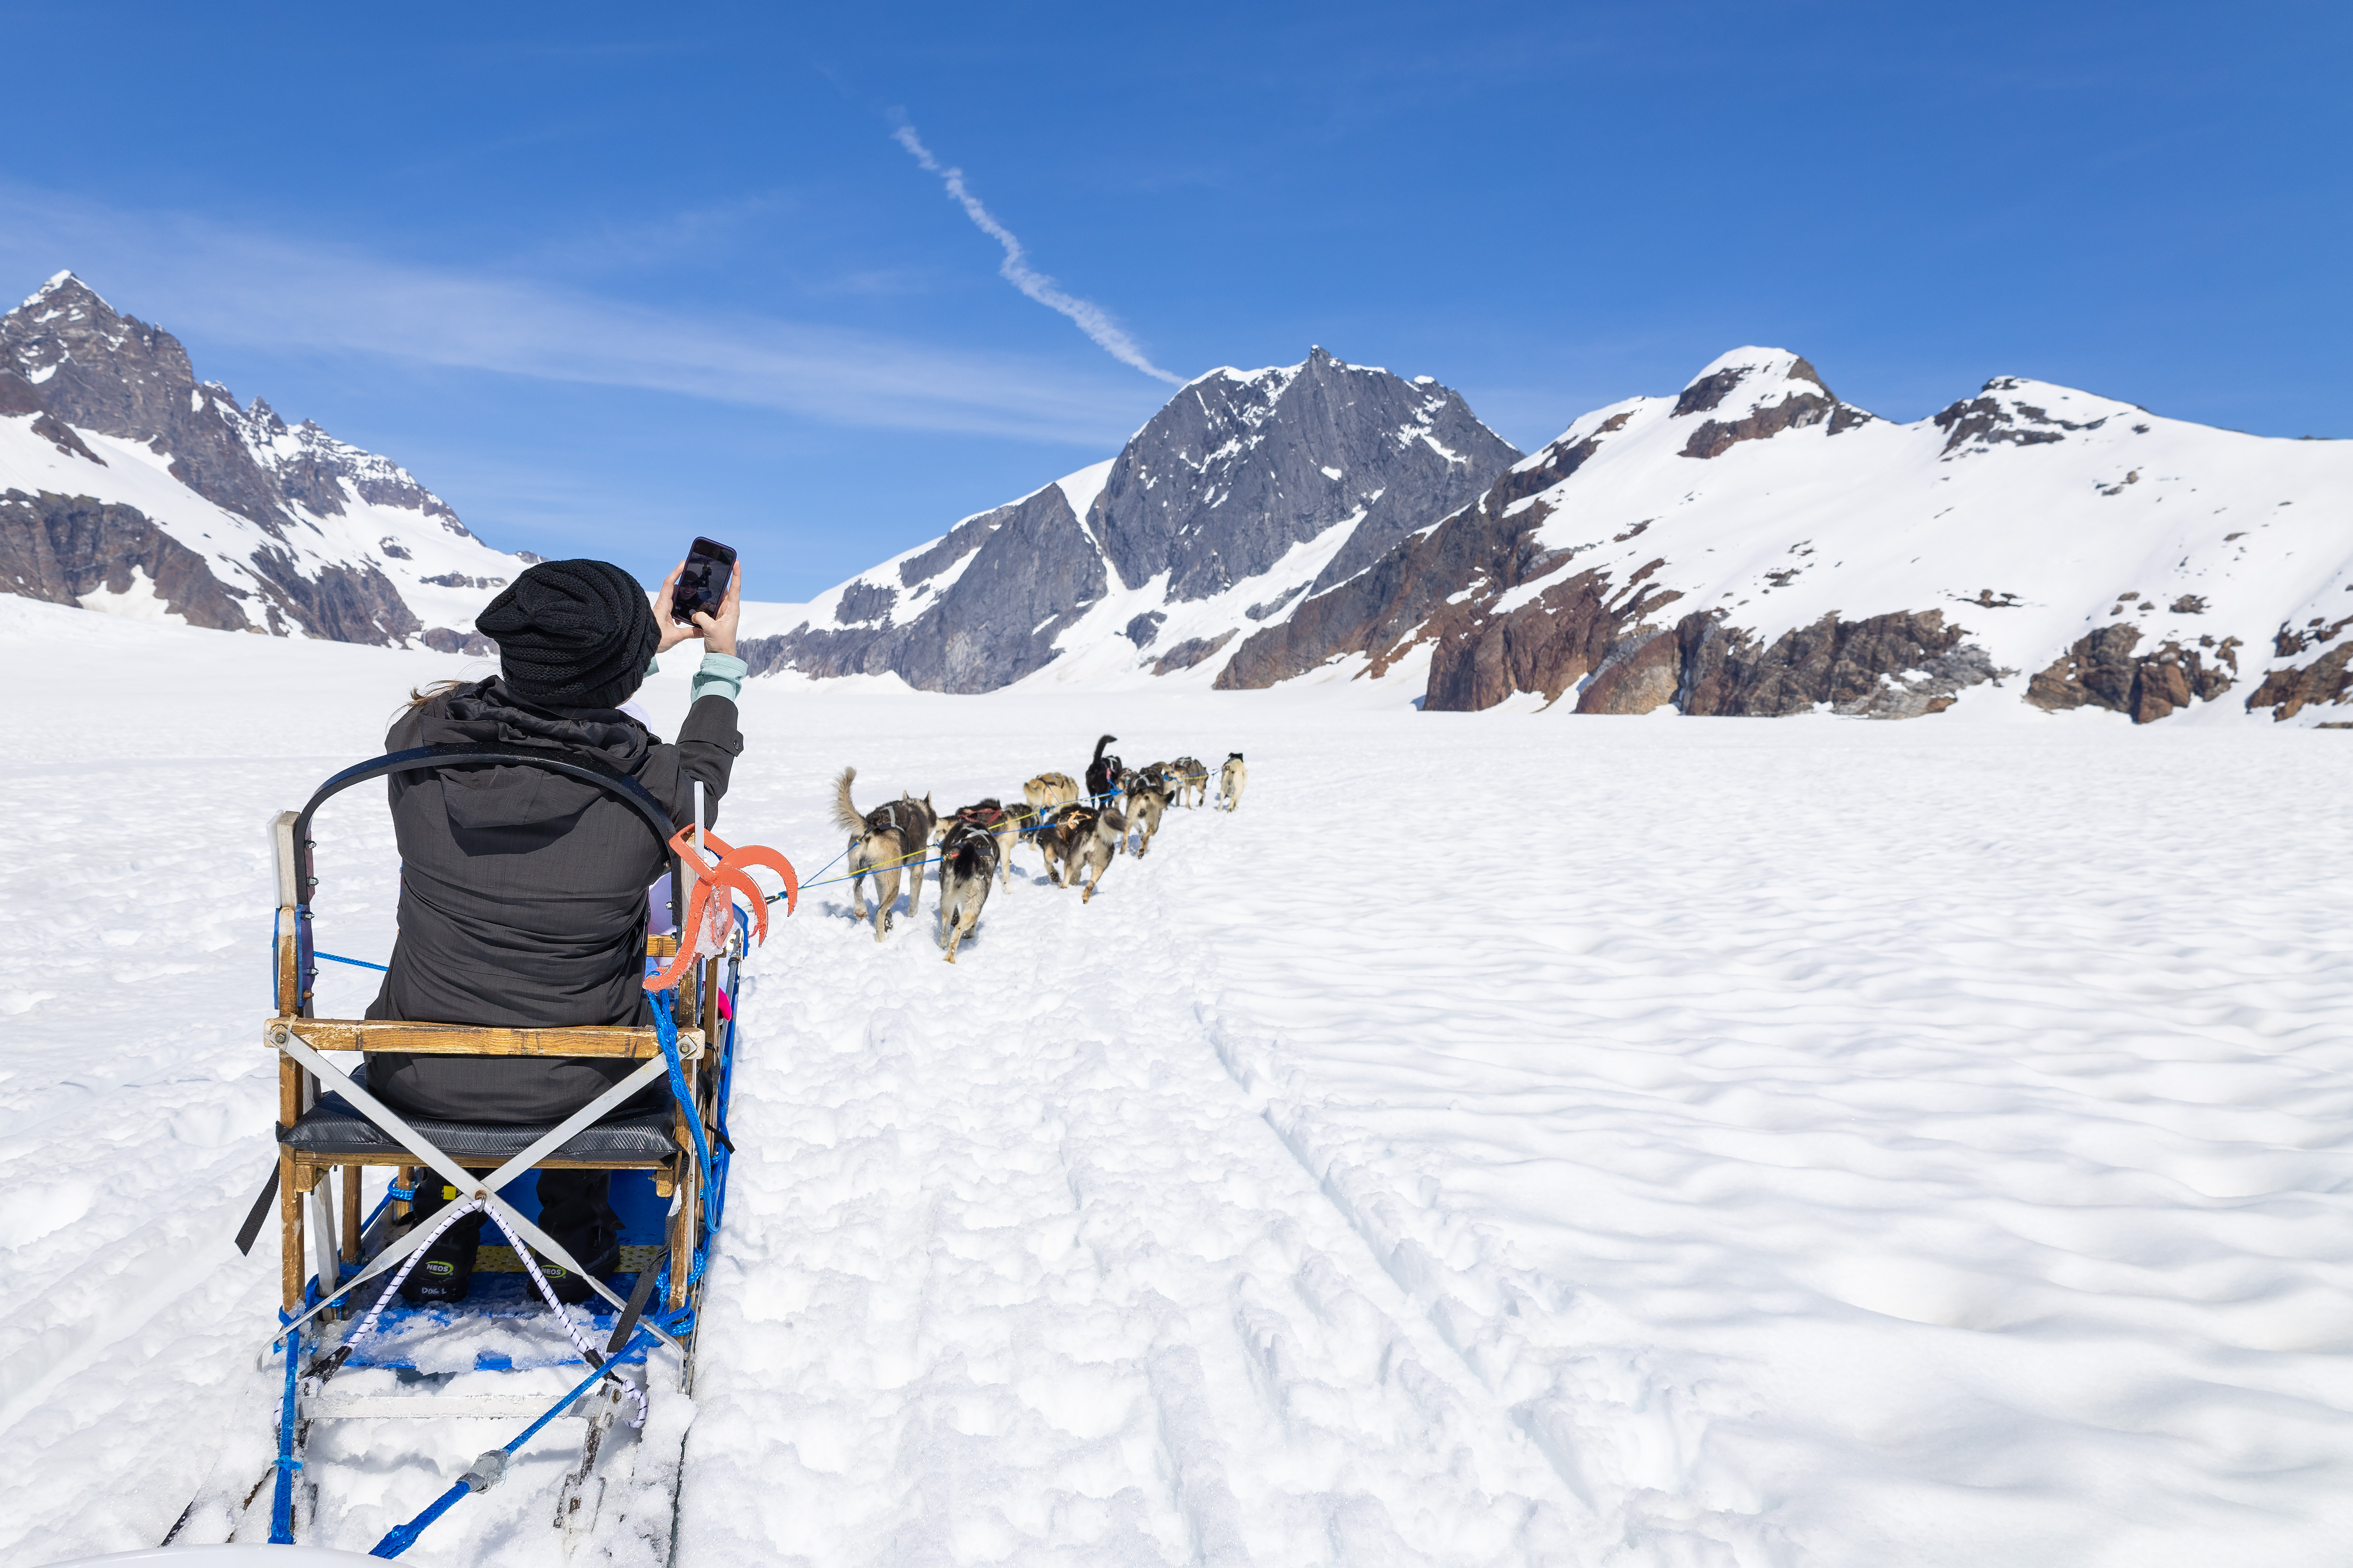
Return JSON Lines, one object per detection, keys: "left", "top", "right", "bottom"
{"left": 1033, "top": 802, "right": 1091, "bottom": 887}
{"left": 1035, "top": 802, "right": 1126, "bottom": 901}
{"left": 935, "top": 820, "right": 998, "bottom": 963}
{"left": 1109, "top": 767, "right": 1142, "bottom": 852}
{"left": 948, "top": 798, "right": 1026, "bottom": 889}
{"left": 1122, "top": 768, "right": 1174, "bottom": 857}
{"left": 1024, "top": 771, "right": 1081, "bottom": 810}
{"left": 1219, "top": 752, "right": 1247, "bottom": 812}
{"left": 830, "top": 766, "right": 938, "bottom": 940}
{"left": 1169, "top": 756, "right": 1208, "bottom": 808}
{"left": 1084, "top": 734, "right": 1123, "bottom": 801}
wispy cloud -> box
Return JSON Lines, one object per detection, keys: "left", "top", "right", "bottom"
{"left": 892, "top": 123, "right": 1184, "bottom": 385}
{"left": 0, "top": 181, "right": 1161, "bottom": 446}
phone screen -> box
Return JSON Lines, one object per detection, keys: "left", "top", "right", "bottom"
{"left": 671, "top": 537, "right": 736, "bottom": 625}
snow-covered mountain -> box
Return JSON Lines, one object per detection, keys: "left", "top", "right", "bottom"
{"left": 738, "top": 347, "right": 1521, "bottom": 692}
{"left": 1219, "top": 348, "right": 2353, "bottom": 723}
{"left": 17, "top": 270, "right": 2343, "bottom": 728}
{"left": 0, "top": 272, "right": 526, "bottom": 647}
{"left": 748, "top": 344, "right": 2353, "bottom": 724}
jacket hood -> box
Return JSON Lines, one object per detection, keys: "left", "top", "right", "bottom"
{"left": 415, "top": 679, "right": 654, "bottom": 834}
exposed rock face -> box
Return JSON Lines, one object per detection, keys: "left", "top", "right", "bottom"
{"left": 748, "top": 349, "right": 1518, "bottom": 693}
{"left": 1214, "top": 479, "right": 1573, "bottom": 695}
{"left": 1677, "top": 610, "right": 2003, "bottom": 718}
{"left": 2244, "top": 617, "right": 2353, "bottom": 720}
{"left": 2027, "top": 625, "right": 2239, "bottom": 723}
{"left": 1, "top": 272, "right": 503, "bottom": 645}
{"left": 1218, "top": 352, "right": 2005, "bottom": 718}
{"left": 2247, "top": 647, "right": 2353, "bottom": 721}
{"left": 0, "top": 488, "right": 251, "bottom": 628}
{"left": 1152, "top": 631, "right": 1235, "bottom": 675}
{"left": 740, "top": 482, "right": 1109, "bottom": 693}
{"left": 1090, "top": 347, "right": 1518, "bottom": 601}
{"left": 1933, "top": 376, "right": 2115, "bottom": 456}
{"left": 1675, "top": 355, "right": 1850, "bottom": 460}
{"left": 419, "top": 627, "right": 497, "bottom": 656}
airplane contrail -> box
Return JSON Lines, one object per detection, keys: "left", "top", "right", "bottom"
{"left": 893, "top": 123, "right": 1184, "bottom": 386}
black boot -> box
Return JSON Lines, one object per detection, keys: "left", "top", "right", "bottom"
{"left": 533, "top": 1170, "right": 621, "bottom": 1305}
{"left": 400, "top": 1180, "right": 486, "bottom": 1305}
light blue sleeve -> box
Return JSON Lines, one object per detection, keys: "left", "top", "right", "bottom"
{"left": 691, "top": 652, "right": 747, "bottom": 705}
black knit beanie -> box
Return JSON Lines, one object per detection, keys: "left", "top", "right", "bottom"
{"left": 476, "top": 559, "right": 660, "bottom": 710}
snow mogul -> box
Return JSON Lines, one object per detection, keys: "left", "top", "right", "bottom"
{"left": 365, "top": 556, "right": 746, "bottom": 1305}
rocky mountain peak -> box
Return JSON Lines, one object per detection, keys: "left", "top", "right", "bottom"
{"left": 18, "top": 270, "right": 116, "bottom": 319}
{"left": 1668, "top": 346, "right": 1869, "bottom": 458}
{"left": 2, "top": 274, "right": 195, "bottom": 419}
{"left": 741, "top": 347, "right": 1522, "bottom": 692}
{"left": 3, "top": 271, "right": 516, "bottom": 648}
{"left": 1089, "top": 348, "right": 1519, "bottom": 602}
{"left": 1932, "top": 377, "right": 2135, "bottom": 459}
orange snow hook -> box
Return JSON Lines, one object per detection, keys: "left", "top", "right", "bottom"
{"left": 646, "top": 824, "right": 798, "bottom": 992}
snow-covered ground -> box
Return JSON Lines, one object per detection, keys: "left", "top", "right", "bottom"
{"left": 3, "top": 598, "right": 2350, "bottom": 1566}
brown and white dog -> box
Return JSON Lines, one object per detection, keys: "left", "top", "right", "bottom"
{"left": 830, "top": 766, "right": 938, "bottom": 940}
{"left": 1024, "top": 771, "right": 1081, "bottom": 811}
{"left": 1169, "top": 755, "right": 1208, "bottom": 808}
{"left": 1218, "top": 752, "right": 1247, "bottom": 812}
{"left": 934, "top": 819, "right": 998, "bottom": 963}
{"left": 1034, "top": 800, "right": 1126, "bottom": 902}
{"left": 945, "top": 797, "right": 1028, "bottom": 889}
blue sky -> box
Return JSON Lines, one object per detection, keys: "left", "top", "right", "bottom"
{"left": 2, "top": 1, "right": 2345, "bottom": 600}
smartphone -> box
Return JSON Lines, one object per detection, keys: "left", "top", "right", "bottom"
{"left": 671, "top": 537, "right": 736, "bottom": 626}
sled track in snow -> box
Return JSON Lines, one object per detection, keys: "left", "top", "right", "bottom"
{"left": 682, "top": 827, "right": 1605, "bottom": 1566}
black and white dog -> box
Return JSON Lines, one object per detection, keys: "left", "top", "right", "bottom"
{"left": 1218, "top": 752, "right": 1247, "bottom": 812}
{"left": 935, "top": 819, "right": 999, "bottom": 963}
{"left": 1121, "top": 765, "right": 1176, "bottom": 857}
{"left": 1085, "top": 733, "right": 1123, "bottom": 802}
{"left": 830, "top": 766, "right": 938, "bottom": 940}
{"left": 946, "top": 797, "right": 1028, "bottom": 889}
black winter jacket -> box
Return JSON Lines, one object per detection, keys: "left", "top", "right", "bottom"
{"left": 363, "top": 677, "right": 742, "bottom": 1121}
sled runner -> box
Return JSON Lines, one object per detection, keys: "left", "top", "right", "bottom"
{"left": 192, "top": 744, "right": 791, "bottom": 1558}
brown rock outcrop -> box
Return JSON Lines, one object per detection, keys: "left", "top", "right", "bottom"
{"left": 2245, "top": 645, "right": 2353, "bottom": 721}
{"left": 2026, "top": 625, "right": 2237, "bottom": 722}
{"left": 1680, "top": 609, "right": 1998, "bottom": 717}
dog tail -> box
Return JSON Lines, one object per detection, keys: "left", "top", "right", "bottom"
{"left": 1092, "top": 733, "right": 1116, "bottom": 764}
{"left": 831, "top": 766, "right": 865, "bottom": 837}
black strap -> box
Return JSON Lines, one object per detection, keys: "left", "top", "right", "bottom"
{"left": 604, "top": 1250, "right": 666, "bottom": 1358}
{"left": 234, "top": 1161, "right": 281, "bottom": 1256}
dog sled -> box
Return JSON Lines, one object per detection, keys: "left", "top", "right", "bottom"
{"left": 172, "top": 744, "right": 793, "bottom": 1559}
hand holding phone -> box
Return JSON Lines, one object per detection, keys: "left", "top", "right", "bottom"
{"left": 670, "top": 537, "right": 735, "bottom": 626}
{"left": 657, "top": 540, "right": 743, "bottom": 658}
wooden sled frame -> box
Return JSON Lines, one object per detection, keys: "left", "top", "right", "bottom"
{"left": 266, "top": 748, "right": 734, "bottom": 1322}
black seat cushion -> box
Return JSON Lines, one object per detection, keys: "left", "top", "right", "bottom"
{"left": 282, "top": 1063, "right": 678, "bottom": 1161}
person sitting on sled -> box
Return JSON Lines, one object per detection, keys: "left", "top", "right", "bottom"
{"left": 365, "top": 555, "right": 746, "bottom": 1305}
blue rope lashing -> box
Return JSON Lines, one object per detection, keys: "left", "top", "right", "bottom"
{"left": 798, "top": 854, "right": 939, "bottom": 891}
{"left": 653, "top": 991, "right": 716, "bottom": 1291}
{"left": 313, "top": 951, "right": 390, "bottom": 972}
{"left": 770, "top": 843, "right": 849, "bottom": 903}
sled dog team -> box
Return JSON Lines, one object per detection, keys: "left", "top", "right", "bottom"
{"left": 829, "top": 735, "right": 1248, "bottom": 961}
